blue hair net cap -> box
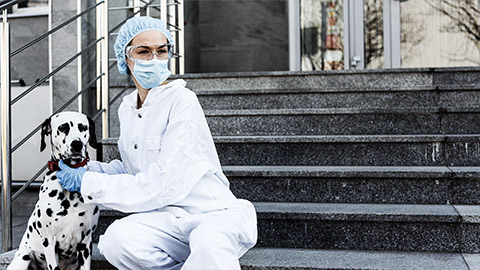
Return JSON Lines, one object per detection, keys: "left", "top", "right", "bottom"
{"left": 114, "top": 16, "right": 174, "bottom": 75}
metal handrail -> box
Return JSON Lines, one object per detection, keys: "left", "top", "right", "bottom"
{"left": 11, "top": 1, "right": 103, "bottom": 57}
{"left": 11, "top": 38, "right": 102, "bottom": 105}
{"left": 0, "top": 0, "right": 27, "bottom": 11}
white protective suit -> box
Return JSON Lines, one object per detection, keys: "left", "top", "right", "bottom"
{"left": 80, "top": 79, "right": 257, "bottom": 269}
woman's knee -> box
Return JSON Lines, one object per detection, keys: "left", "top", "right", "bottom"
{"left": 98, "top": 219, "right": 129, "bottom": 258}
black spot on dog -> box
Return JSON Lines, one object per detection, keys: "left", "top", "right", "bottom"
{"left": 62, "top": 234, "right": 65, "bottom": 238}
{"left": 51, "top": 175, "right": 57, "bottom": 180}
{"left": 78, "top": 253, "right": 85, "bottom": 266}
{"left": 22, "top": 254, "right": 31, "bottom": 261}
{"left": 43, "top": 238, "right": 49, "bottom": 247}
{"left": 57, "top": 209, "right": 68, "bottom": 216}
{"left": 70, "top": 121, "right": 73, "bottom": 127}
{"left": 78, "top": 211, "right": 85, "bottom": 216}
{"left": 73, "top": 202, "right": 79, "bottom": 207}
{"left": 58, "top": 192, "right": 65, "bottom": 200}
{"left": 88, "top": 196, "right": 93, "bottom": 200}
{"left": 26, "top": 233, "right": 29, "bottom": 239}
{"left": 84, "top": 248, "right": 90, "bottom": 259}
{"left": 46, "top": 170, "right": 53, "bottom": 176}
{"left": 79, "top": 223, "right": 84, "bottom": 227}
{"left": 46, "top": 208, "right": 53, "bottom": 217}
{"left": 54, "top": 267, "right": 60, "bottom": 270}
{"left": 39, "top": 253, "right": 45, "bottom": 260}
{"left": 93, "top": 206, "right": 99, "bottom": 215}
{"left": 28, "top": 225, "right": 33, "bottom": 232}
{"left": 86, "top": 229, "right": 91, "bottom": 236}
{"left": 78, "top": 124, "right": 88, "bottom": 132}
{"left": 37, "top": 209, "right": 41, "bottom": 217}
{"left": 79, "top": 197, "right": 84, "bottom": 203}
{"left": 92, "top": 224, "right": 97, "bottom": 231}
{"left": 37, "top": 221, "right": 42, "bottom": 229}
{"left": 48, "top": 190, "right": 58, "bottom": 197}
{"left": 61, "top": 199, "right": 70, "bottom": 210}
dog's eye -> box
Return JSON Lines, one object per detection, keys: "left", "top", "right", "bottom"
{"left": 58, "top": 123, "right": 70, "bottom": 134}
{"left": 78, "top": 124, "right": 88, "bottom": 132}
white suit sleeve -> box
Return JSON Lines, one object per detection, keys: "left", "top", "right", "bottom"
{"left": 87, "top": 160, "right": 127, "bottom": 175}
{"left": 81, "top": 92, "right": 214, "bottom": 212}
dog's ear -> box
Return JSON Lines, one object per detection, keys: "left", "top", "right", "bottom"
{"left": 87, "top": 116, "right": 98, "bottom": 149}
{"left": 40, "top": 117, "right": 51, "bottom": 152}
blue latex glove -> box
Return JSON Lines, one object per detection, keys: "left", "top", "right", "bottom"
{"left": 57, "top": 160, "right": 86, "bottom": 193}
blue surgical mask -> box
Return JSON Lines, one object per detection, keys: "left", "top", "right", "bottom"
{"left": 131, "top": 58, "right": 171, "bottom": 89}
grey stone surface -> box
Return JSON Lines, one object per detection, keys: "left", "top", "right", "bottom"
{"left": 231, "top": 175, "right": 451, "bottom": 204}
{"left": 93, "top": 202, "right": 480, "bottom": 253}
{"left": 205, "top": 109, "right": 448, "bottom": 136}
{"left": 2, "top": 245, "right": 478, "bottom": 270}
{"left": 197, "top": 90, "right": 441, "bottom": 110}
{"left": 254, "top": 203, "right": 466, "bottom": 252}
{"left": 226, "top": 166, "right": 480, "bottom": 204}
{"left": 100, "top": 135, "right": 480, "bottom": 166}
{"left": 240, "top": 248, "right": 475, "bottom": 270}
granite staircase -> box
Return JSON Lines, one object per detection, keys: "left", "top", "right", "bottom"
{"left": 93, "top": 68, "right": 480, "bottom": 269}
{"left": 3, "top": 68, "right": 480, "bottom": 269}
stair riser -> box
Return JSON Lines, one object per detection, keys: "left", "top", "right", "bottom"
{"left": 230, "top": 177, "right": 480, "bottom": 204}
{"left": 197, "top": 90, "right": 480, "bottom": 111}
{"left": 180, "top": 70, "right": 480, "bottom": 92}
{"left": 215, "top": 142, "right": 480, "bottom": 166}
{"left": 206, "top": 113, "right": 480, "bottom": 136}
{"left": 92, "top": 213, "right": 480, "bottom": 253}
{"left": 101, "top": 141, "right": 480, "bottom": 166}
{"left": 257, "top": 219, "right": 480, "bottom": 253}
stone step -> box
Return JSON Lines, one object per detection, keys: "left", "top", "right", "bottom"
{"left": 101, "top": 135, "right": 480, "bottom": 166}
{"left": 204, "top": 107, "right": 480, "bottom": 136}
{"left": 225, "top": 166, "right": 480, "bottom": 204}
{"left": 171, "top": 68, "right": 480, "bottom": 93}
{"left": 3, "top": 246, "right": 478, "bottom": 270}
{"left": 93, "top": 203, "right": 480, "bottom": 253}
{"left": 193, "top": 85, "right": 480, "bottom": 111}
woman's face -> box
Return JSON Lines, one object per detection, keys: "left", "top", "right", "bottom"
{"left": 126, "top": 30, "right": 168, "bottom": 72}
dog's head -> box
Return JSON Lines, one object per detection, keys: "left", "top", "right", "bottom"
{"left": 40, "top": 112, "right": 97, "bottom": 166}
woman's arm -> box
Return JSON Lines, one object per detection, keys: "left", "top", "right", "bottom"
{"left": 81, "top": 91, "right": 214, "bottom": 212}
{"left": 87, "top": 160, "right": 127, "bottom": 175}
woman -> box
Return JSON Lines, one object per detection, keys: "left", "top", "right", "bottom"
{"left": 57, "top": 16, "right": 257, "bottom": 270}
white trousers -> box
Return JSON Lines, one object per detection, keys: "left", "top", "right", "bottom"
{"left": 97, "top": 206, "right": 256, "bottom": 270}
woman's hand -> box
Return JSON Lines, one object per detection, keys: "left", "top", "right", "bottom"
{"left": 57, "top": 160, "right": 86, "bottom": 193}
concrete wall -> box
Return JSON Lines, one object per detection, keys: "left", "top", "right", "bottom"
{"left": 9, "top": 11, "right": 48, "bottom": 85}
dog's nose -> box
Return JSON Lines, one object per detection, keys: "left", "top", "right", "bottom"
{"left": 71, "top": 140, "right": 83, "bottom": 152}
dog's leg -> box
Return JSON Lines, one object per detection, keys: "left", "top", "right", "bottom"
{"left": 7, "top": 246, "right": 34, "bottom": 270}
{"left": 43, "top": 236, "right": 60, "bottom": 270}
{"left": 78, "top": 238, "right": 93, "bottom": 270}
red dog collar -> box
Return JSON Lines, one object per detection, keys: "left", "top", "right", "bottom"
{"left": 47, "top": 157, "right": 88, "bottom": 172}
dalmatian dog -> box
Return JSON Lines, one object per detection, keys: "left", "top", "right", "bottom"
{"left": 8, "top": 111, "right": 99, "bottom": 270}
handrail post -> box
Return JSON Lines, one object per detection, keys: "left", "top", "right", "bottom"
{"left": 169, "top": 0, "right": 177, "bottom": 74}
{"left": 77, "top": 0, "right": 82, "bottom": 113}
{"left": 1, "top": 9, "right": 12, "bottom": 253}
{"left": 134, "top": 0, "right": 140, "bottom": 17}
{"left": 101, "top": 0, "right": 109, "bottom": 139}
{"left": 178, "top": 0, "right": 184, "bottom": 74}
{"left": 96, "top": 0, "right": 102, "bottom": 111}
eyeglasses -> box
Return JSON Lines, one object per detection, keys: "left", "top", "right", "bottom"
{"left": 125, "top": 43, "right": 173, "bottom": 60}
